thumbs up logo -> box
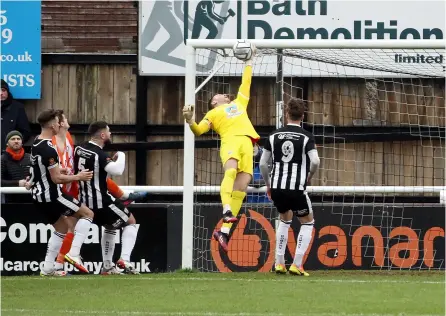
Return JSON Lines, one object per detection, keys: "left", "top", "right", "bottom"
{"left": 211, "top": 209, "right": 276, "bottom": 272}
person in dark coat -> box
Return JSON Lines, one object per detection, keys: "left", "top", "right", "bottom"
{"left": 1, "top": 79, "right": 31, "bottom": 148}
{"left": 1, "top": 130, "right": 31, "bottom": 203}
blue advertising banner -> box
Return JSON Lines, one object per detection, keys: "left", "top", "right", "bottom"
{"left": 0, "top": 0, "right": 41, "bottom": 99}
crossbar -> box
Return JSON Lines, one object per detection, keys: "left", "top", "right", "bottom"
{"left": 187, "top": 39, "right": 446, "bottom": 49}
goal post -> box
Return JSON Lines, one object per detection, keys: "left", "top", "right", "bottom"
{"left": 182, "top": 44, "right": 197, "bottom": 270}
{"left": 182, "top": 39, "right": 445, "bottom": 271}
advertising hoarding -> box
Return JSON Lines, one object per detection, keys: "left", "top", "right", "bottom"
{"left": 0, "top": 1, "right": 41, "bottom": 99}
{"left": 139, "top": 0, "right": 445, "bottom": 76}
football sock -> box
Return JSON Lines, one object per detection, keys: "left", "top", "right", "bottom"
{"left": 221, "top": 190, "right": 246, "bottom": 235}
{"left": 121, "top": 224, "right": 138, "bottom": 262}
{"left": 107, "top": 178, "right": 125, "bottom": 199}
{"left": 68, "top": 217, "right": 93, "bottom": 257}
{"left": 120, "top": 192, "right": 129, "bottom": 200}
{"left": 55, "top": 231, "right": 74, "bottom": 270}
{"left": 43, "top": 231, "right": 65, "bottom": 273}
{"left": 220, "top": 168, "right": 237, "bottom": 210}
{"left": 102, "top": 229, "right": 117, "bottom": 269}
{"left": 293, "top": 220, "right": 314, "bottom": 267}
{"left": 54, "top": 261, "right": 64, "bottom": 271}
{"left": 276, "top": 219, "right": 292, "bottom": 265}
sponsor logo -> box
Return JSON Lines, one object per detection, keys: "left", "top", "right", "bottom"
{"left": 75, "top": 148, "right": 92, "bottom": 158}
{"left": 111, "top": 219, "right": 124, "bottom": 228}
{"left": 241, "top": 1, "right": 443, "bottom": 40}
{"left": 394, "top": 54, "right": 444, "bottom": 65}
{"left": 225, "top": 104, "right": 242, "bottom": 118}
{"left": 210, "top": 210, "right": 445, "bottom": 271}
{"left": 1, "top": 1, "right": 41, "bottom": 99}
{"left": 0, "top": 217, "right": 140, "bottom": 245}
{"left": 0, "top": 258, "right": 151, "bottom": 274}
{"left": 277, "top": 133, "right": 299, "bottom": 140}
{"left": 211, "top": 209, "right": 276, "bottom": 272}
{"left": 1, "top": 217, "right": 54, "bottom": 244}
{"left": 140, "top": 1, "right": 444, "bottom": 75}
{"left": 140, "top": 0, "right": 233, "bottom": 69}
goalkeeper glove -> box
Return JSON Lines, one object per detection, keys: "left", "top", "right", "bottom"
{"left": 182, "top": 104, "right": 194, "bottom": 123}
{"left": 251, "top": 43, "right": 257, "bottom": 58}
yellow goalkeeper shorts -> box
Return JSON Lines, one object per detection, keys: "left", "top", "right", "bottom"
{"left": 219, "top": 136, "right": 254, "bottom": 175}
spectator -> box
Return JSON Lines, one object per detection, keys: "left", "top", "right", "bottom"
{"left": 1, "top": 131, "right": 31, "bottom": 203}
{"left": 1, "top": 79, "right": 31, "bottom": 149}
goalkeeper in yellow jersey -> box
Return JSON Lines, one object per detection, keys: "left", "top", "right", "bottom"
{"left": 182, "top": 45, "right": 259, "bottom": 252}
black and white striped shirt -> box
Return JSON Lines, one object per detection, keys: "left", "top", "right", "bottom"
{"left": 29, "top": 138, "right": 62, "bottom": 202}
{"left": 74, "top": 141, "right": 112, "bottom": 209}
{"left": 263, "top": 124, "right": 316, "bottom": 191}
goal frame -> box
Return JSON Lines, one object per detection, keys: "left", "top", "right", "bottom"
{"left": 182, "top": 39, "right": 446, "bottom": 270}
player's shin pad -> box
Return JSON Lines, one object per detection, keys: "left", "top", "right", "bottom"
{"left": 220, "top": 168, "right": 237, "bottom": 207}
{"left": 221, "top": 190, "right": 246, "bottom": 235}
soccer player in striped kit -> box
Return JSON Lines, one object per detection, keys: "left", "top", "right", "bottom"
{"left": 52, "top": 110, "right": 146, "bottom": 274}
{"left": 259, "top": 98, "right": 320, "bottom": 276}
{"left": 27, "top": 109, "right": 94, "bottom": 276}
{"left": 74, "top": 121, "right": 140, "bottom": 274}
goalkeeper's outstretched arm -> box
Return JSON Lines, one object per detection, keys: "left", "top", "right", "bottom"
{"left": 234, "top": 46, "right": 256, "bottom": 109}
{"left": 182, "top": 104, "right": 211, "bottom": 136}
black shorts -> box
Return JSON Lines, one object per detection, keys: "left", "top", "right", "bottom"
{"left": 93, "top": 201, "right": 130, "bottom": 229}
{"left": 33, "top": 193, "right": 82, "bottom": 224}
{"left": 270, "top": 189, "right": 313, "bottom": 217}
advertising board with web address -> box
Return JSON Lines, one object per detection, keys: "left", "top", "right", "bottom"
{"left": 1, "top": 204, "right": 168, "bottom": 275}
{"left": 0, "top": 0, "right": 41, "bottom": 99}
{"left": 139, "top": 0, "right": 445, "bottom": 77}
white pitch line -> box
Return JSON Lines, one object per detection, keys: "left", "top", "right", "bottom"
{"left": 1, "top": 310, "right": 444, "bottom": 316}
{"left": 1, "top": 310, "right": 280, "bottom": 316}
{"left": 1, "top": 276, "right": 444, "bottom": 285}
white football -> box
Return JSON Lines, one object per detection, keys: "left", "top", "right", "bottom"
{"left": 233, "top": 40, "right": 254, "bottom": 61}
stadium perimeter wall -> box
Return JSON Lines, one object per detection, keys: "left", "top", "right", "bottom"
{"left": 1, "top": 203, "right": 444, "bottom": 275}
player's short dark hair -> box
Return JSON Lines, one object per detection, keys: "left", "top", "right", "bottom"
{"left": 286, "top": 98, "right": 306, "bottom": 121}
{"left": 88, "top": 121, "right": 109, "bottom": 136}
{"left": 37, "top": 109, "right": 58, "bottom": 127}
{"left": 54, "top": 109, "right": 65, "bottom": 124}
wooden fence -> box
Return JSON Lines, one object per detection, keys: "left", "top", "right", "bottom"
{"left": 24, "top": 64, "right": 136, "bottom": 185}
{"left": 23, "top": 65, "right": 445, "bottom": 187}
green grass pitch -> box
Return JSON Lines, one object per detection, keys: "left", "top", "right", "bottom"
{"left": 1, "top": 271, "right": 444, "bottom": 316}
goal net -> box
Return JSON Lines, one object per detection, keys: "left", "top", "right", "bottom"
{"left": 183, "top": 40, "right": 445, "bottom": 272}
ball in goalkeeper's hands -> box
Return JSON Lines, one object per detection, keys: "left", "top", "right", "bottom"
{"left": 233, "top": 40, "right": 256, "bottom": 61}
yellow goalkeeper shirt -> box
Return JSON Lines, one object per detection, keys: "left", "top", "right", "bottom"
{"left": 189, "top": 65, "right": 260, "bottom": 142}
